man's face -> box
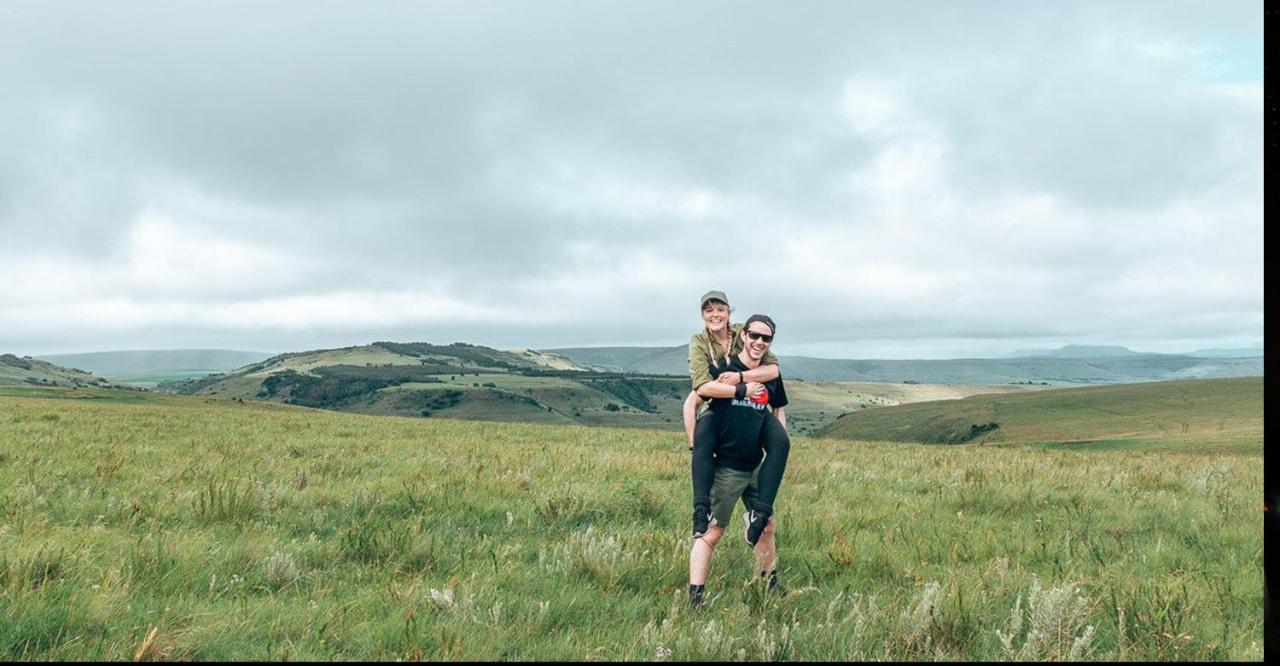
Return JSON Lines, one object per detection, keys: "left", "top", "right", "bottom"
{"left": 741, "top": 322, "right": 774, "bottom": 361}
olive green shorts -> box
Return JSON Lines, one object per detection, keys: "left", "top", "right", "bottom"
{"left": 709, "top": 465, "right": 760, "bottom": 527}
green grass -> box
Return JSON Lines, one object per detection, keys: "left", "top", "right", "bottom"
{"left": 0, "top": 389, "right": 1262, "bottom": 660}
{"left": 819, "top": 377, "right": 1262, "bottom": 452}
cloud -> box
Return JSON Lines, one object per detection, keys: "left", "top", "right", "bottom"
{"left": 0, "top": 1, "right": 1262, "bottom": 357}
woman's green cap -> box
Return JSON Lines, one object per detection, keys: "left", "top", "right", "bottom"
{"left": 700, "top": 290, "right": 729, "bottom": 309}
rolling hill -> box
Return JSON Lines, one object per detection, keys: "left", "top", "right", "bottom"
{"left": 817, "top": 376, "right": 1262, "bottom": 451}
{"left": 0, "top": 353, "right": 137, "bottom": 390}
{"left": 156, "top": 341, "right": 698, "bottom": 429}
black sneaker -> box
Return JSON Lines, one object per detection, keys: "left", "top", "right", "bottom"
{"left": 744, "top": 510, "right": 770, "bottom": 547}
{"left": 689, "top": 584, "right": 705, "bottom": 608}
{"left": 761, "top": 570, "right": 785, "bottom": 595}
{"left": 693, "top": 508, "right": 715, "bottom": 538}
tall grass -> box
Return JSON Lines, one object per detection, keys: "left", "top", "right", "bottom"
{"left": 0, "top": 389, "right": 1263, "bottom": 660}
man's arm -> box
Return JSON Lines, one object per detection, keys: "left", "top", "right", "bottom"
{"left": 772, "top": 406, "right": 787, "bottom": 431}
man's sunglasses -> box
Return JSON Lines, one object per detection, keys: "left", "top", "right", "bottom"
{"left": 745, "top": 330, "right": 774, "bottom": 343}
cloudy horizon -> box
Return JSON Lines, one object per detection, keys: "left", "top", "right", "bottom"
{"left": 1, "top": 1, "right": 1263, "bottom": 360}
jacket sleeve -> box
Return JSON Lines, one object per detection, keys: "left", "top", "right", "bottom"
{"left": 688, "top": 333, "right": 713, "bottom": 390}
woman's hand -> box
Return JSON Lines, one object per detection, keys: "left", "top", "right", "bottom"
{"left": 716, "top": 371, "right": 742, "bottom": 385}
{"left": 744, "top": 382, "right": 764, "bottom": 400}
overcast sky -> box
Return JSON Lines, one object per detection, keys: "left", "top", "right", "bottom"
{"left": 1, "top": 1, "right": 1263, "bottom": 359}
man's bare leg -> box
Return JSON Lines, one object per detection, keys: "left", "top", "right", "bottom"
{"left": 689, "top": 525, "right": 724, "bottom": 586}
{"left": 752, "top": 517, "right": 779, "bottom": 589}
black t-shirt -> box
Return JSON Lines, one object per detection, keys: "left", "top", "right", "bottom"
{"left": 706, "top": 354, "right": 788, "bottom": 471}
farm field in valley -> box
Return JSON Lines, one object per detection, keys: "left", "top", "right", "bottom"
{"left": 0, "top": 386, "right": 1262, "bottom": 660}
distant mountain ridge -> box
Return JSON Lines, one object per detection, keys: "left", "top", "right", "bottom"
{"left": 1002, "top": 344, "right": 1148, "bottom": 358}
{"left": 1188, "top": 348, "right": 1265, "bottom": 358}
{"left": 1003, "top": 344, "right": 1264, "bottom": 359}
{"left": 544, "top": 344, "right": 1263, "bottom": 384}
{"left": 36, "top": 349, "right": 276, "bottom": 379}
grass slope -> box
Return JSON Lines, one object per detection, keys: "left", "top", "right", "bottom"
{"left": 0, "top": 387, "right": 1261, "bottom": 660}
{"left": 819, "top": 377, "right": 1262, "bottom": 452}
{"left": 0, "top": 354, "right": 136, "bottom": 391}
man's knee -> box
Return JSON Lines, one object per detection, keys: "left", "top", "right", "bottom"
{"left": 700, "top": 525, "right": 725, "bottom": 547}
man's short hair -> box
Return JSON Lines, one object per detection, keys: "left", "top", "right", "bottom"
{"left": 743, "top": 314, "right": 776, "bottom": 335}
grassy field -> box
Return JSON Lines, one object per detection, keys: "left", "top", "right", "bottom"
{"left": 0, "top": 387, "right": 1262, "bottom": 660}
{"left": 820, "top": 377, "right": 1263, "bottom": 453}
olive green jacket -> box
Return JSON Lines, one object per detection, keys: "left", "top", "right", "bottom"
{"left": 688, "top": 323, "right": 779, "bottom": 390}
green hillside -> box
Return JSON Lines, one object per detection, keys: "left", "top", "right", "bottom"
{"left": 0, "top": 386, "right": 1261, "bottom": 660}
{"left": 0, "top": 354, "right": 136, "bottom": 391}
{"left": 818, "top": 377, "right": 1262, "bottom": 452}
{"left": 156, "top": 342, "right": 698, "bottom": 429}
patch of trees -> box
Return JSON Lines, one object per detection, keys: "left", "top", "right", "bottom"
{"left": 419, "top": 389, "right": 465, "bottom": 412}
{"left": 159, "top": 373, "right": 226, "bottom": 395}
{"left": 931, "top": 421, "right": 1001, "bottom": 444}
{"left": 253, "top": 365, "right": 459, "bottom": 408}
{"left": 0, "top": 354, "right": 33, "bottom": 369}
{"left": 583, "top": 377, "right": 684, "bottom": 413}
{"left": 257, "top": 370, "right": 401, "bottom": 408}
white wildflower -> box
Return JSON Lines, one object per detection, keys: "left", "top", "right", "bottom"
{"left": 901, "top": 581, "right": 941, "bottom": 645}
{"left": 262, "top": 551, "right": 299, "bottom": 588}
{"left": 428, "top": 587, "right": 454, "bottom": 609}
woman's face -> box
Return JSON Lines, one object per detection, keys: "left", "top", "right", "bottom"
{"left": 702, "top": 301, "right": 730, "bottom": 333}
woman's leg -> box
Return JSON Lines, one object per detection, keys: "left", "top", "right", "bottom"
{"left": 749, "top": 413, "right": 791, "bottom": 517}
{"left": 690, "top": 410, "right": 719, "bottom": 534}
{"left": 682, "top": 390, "right": 701, "bottom": 450}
